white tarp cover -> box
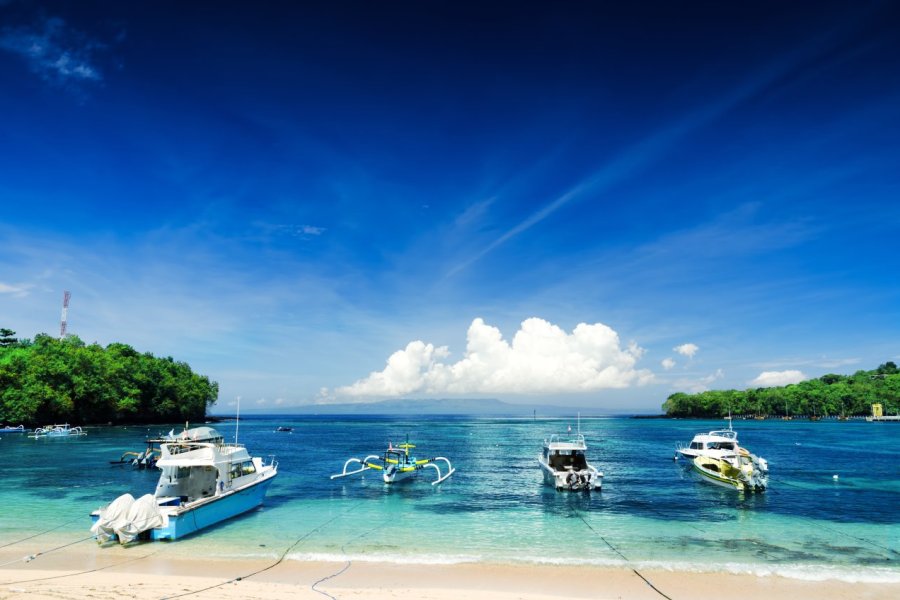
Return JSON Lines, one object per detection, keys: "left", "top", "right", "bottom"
{"left": 91, "top": 493, "right": 135, "bottom": 543}
{"left": 114, "top": 493, "right": 164, "bottom": 543}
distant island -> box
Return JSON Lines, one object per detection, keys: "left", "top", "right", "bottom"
{"left": 236, "top": 397, "right": 603, "bottom": 417}
{"left": 0, "top": 328, "right": 216, "bottom": 426}
{"left": 662, "top": 361, "right": 899, "bottom": 418}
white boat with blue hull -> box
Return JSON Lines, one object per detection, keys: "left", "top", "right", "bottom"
{"left": 91, "top": 426, "right": 277, "bottom": 543}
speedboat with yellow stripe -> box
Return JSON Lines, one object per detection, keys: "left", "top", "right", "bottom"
{"left": 331, "top": 440, "right": 455, "bottom": 485}
{"left": 692, "top": 447, "right": 768, "bottom": 492}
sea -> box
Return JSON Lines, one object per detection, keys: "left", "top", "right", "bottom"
{"left": 1, "top": 415, "right": 898, "bottom": 583}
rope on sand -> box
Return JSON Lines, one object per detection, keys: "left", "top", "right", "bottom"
{"left": 160, "top": 502, "right": 364, "bottom": 600}
{"left": 578, "top": 515, "right": 675, "bottom": 600}
{"left": 311, "top": 523, "right": 386, "bottom": 600}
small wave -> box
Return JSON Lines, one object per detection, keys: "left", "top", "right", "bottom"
{"left": 287, "top": 552, "right": 483, "bottom": 565}
{"left": 286, "top": 552, "right": 900, "bottom": 583}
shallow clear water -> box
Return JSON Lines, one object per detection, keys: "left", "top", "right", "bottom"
{"left": 1, "top": 416, "right": 898, "bottom": 582}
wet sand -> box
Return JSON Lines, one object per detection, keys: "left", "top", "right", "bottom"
{"left": 1, "top": 545, "right": 897, "bottom": 600}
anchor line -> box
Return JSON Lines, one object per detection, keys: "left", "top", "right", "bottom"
{"left": 767, "top": 479, "right": 898, "bottom": 559}
{"left": 577, "top": 515, "right": 674, "bottom": 600}
{"left": 311, "top": 522, "right": 387, "bottom": 600}
{"left": 0, "top": 542, "right": 162, "bottom": 585}
{"left": 160, "top": 501, "right": 365, "bottom": 600}
{"left": 0, "top": 516, "right": 84, "bottom": 549}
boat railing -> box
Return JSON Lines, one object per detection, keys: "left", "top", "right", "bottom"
{"left": 546, "top": 433, "right": 587, "bottom": 448}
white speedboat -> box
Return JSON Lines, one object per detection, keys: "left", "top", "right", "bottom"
{"left": 674, "top": 418, "right": 739, "bottom": 461}
{"left": 91, "top": 426, "right": 277, "bottom": 543}
{"left": 692, "top": 448, "right": 768, "bottom": 492}
{"left": 676, "top": 417, "right": 768, "bottom": 492}
{"left": 539, "top": 433, "right": 603, "bottom": 491}
{"left": 331, "top": 440, "right": 455, "bottom": 485}
{"left": 29, "top": 423, "right": 86, "bottom": 438}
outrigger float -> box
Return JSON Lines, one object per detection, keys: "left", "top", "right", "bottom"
{"left": 331, "top": 440, "right": 455, "bottom": 486}
{"left": 29, "top": 424, "right": 86, "bottom": 438}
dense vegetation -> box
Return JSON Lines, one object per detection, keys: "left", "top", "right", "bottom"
{"left": 0, "top": 329, "right": 217, "bottom": 426}
{"left": 662, "top": 362, "right": 900, "bottom": 418}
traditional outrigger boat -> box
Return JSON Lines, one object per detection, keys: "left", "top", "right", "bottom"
{"left": 331, "top": 440, "right": 455, "bottom": 485}
{"left": 29, "top": 424, "right": 86, "bottom": 438}
{"left": 0, "top": 424, "right": 26, "bottom": 433}
{"left": 91, "top": 426, "right": 277, "bottom": 543}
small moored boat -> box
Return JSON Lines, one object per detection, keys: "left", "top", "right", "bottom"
{"left": 0, "top": 424, "right": 26, "bottom": 433}
{"left": 91, "top": 426, "right": 277, "bottom": 543}
{"left": 29, "top": 424, "right": 86, "bottom": 438}
{"left": 539, "top": 432, "right": 603, "bottom": 491}
{"left": 331, "top": 439, "right": 455, "bottom": 485}
{"left": 692, "top": 449, "right": 768, "bottom": 492}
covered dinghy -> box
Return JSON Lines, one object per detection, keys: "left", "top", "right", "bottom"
{"left": 114, "top": 494, "right": 165, "bottom": 543}
{"left": 90, "top": 493, "right": 135, "bottom": 543}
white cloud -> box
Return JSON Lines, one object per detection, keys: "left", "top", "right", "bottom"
{"left": 0, "top": 16, "right": 106, "bottom": 85}
{"left": 673, "top": 369, "right": 724, "bottom": 394}
{"left": 337, "top": 317, "right": 653, "bottom": 397}
{"left": 674, "top": 343, "right": 698, "bottom": 358}
{"left": 299, "top": 225, "right": 325, "bottom": 236}
{"left": 749, "top": 370, "right": 807, "bottom": 388}
{"left": 661, "top": 357, "right": 676, "bottom": 370}
{"left": 0, "top": 282, "right": 32, "bottom": 297}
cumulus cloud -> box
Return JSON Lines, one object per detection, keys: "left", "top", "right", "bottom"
{"left": 749, "top": 370, "right": 807, "bottom": 388}
{"left": 0, "top": 16, "right": 107, "bottom": 85}
{"left": 674, "top": 343, "right": 698, "bottom": 358}
{"left": 337, "top": 317, "right": 654, "bottom": 397}
{"left": 661, "top": 357, "right": 676, "bottom": 370}
{"left": 673, "top": 369, "right": 724, "bottom": 394}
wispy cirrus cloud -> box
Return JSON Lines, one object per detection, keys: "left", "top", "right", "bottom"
{"left": 0, "top": 16, "right": 109, "bottom": 85}
{"left": 0, "top": 282, "right": 33, "bottom": 297}
{"left": 447, "top": 16, "right": 867, "bottom": 277}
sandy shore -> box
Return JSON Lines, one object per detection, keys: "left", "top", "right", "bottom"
{"left": 1, "top": 544, "right": 897, "bottom": 600}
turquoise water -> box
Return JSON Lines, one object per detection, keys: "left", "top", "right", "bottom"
{"left": 1, "top": 416, "right": 898, "bottom": 582}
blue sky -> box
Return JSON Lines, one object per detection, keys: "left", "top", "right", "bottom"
{"left": 1, "top": 1, "right": 898, "bottom": 413}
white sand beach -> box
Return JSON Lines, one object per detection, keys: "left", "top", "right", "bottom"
{"left": 1, "top": 546, "right": 897, "bottom": 600}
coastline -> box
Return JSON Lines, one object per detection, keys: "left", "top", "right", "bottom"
{"left": 2, "top": 546, "right": 898, "bottom": 600}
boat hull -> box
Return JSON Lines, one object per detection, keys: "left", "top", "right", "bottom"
{"left": 539, "top": 461, "right": 602, "bottom": 491}
{"left": 91, "top": 470, "right": 276, "bottom": 542}
{"left": 153, "top": 472, "right": 276, "bottom": 540}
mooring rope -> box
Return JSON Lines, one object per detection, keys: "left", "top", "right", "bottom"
{"left": 767, "top": 478, "right": 898, "bottom": 559}
{"left": 311, "top": 522, "right": 386, "bottom": 600}
{"left": 0, "top": 516, "right": 84, "bottom": 550}
{"left": 159, "top": 501, "right": 365, "bottom": 600}
{"left": 577, "top": 514, "right": 675, "bottom": 600}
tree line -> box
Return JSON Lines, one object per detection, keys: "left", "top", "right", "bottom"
{"left": 0, "top": 329, "right": 217, "bottom": 426}
{"left": 662, "top": 362, "right": 900, "bottom": 418}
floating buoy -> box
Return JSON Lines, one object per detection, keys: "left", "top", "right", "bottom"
{"left": 832, "top": 474, "right": 839, "bottom": 480}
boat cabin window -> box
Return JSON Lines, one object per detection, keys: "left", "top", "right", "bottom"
{"left": 707, "top": 442, "right": 734, "bottom": 450}
{"left": 229, "top": 460, "right": 256, "bottom": 480}
{"left": 689, "top": 442, "right": 702, "bottom": 450}
{"left": 549, "top": 450, "right": 587, "bottom": 470}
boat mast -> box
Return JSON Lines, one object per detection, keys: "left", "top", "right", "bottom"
{"left": 235, "top": 396, "right": 241, "bottom": 445}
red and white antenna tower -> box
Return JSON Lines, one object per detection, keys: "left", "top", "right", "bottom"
{"left": 60, "top": 290, "right": 71, "bottom": 339}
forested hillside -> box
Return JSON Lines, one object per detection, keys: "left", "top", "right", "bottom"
{"left": 662, "top": 362, "right": 899, "bottom": 418}
{"left": 0, "top": 329, "right": 217, "bottom": 426}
